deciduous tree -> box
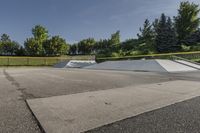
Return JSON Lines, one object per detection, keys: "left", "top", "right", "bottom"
{"left": 43, "top": 36, "right": 69, "bottom": 56}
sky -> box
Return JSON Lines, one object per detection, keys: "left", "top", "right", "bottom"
{"left": 0, "top": 0, "right": 199, "bottom": 44}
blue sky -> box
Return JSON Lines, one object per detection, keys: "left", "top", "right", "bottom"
{"left": 0, "top": 0, "right": 199, "bottom": 44}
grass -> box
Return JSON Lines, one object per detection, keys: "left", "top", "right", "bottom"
{"left": 0, "top": 55, "right": 95, "bottom": 66}
{"left": 96, "top": 51, "right": 200, "bottom": 63}
{"left": 1, "top": 52, "right": 200, "bottom": 66}
{"left": 192, "top": 59, "right": 200, "bottom": 63}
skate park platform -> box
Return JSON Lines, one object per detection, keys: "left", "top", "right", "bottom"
{"left": 24, "top": 59, "right": 200, "bottom": 133}
{"left": 85, "top": 59, "right": 199, "bottom": 73}
{"left": 54, "top": 59, "right": 200, "bottom": 73}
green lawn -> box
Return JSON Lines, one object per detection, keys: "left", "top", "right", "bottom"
{"left": 192, "top": 59, "right": 200, "bottom": 63}
{"left": 0, "top": 52, "right": 199, "bottom": 66}
{"left": 0, "top": 55, "right": 95, "bottom": 66}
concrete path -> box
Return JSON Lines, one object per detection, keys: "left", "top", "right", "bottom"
{"left": 27, "top": 80, "right": 200, "bottom": 133}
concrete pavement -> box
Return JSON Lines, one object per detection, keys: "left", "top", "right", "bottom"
{"left": 86, "top": 96, "right": 200, "bottom": 133}
{"left": 0, "top": 69, "right": 41, "bottom": 133}
{"left": 27, "top": 80, "right": 200, "bottom": 133}
{"left": 5, "top": 68, "right": 174, "bottom": 98}
{"left": 0, "top": 67, "right": 175, "bottom": 133}
{"left": 0, "top": 67, "right": 200, "bottom": 133}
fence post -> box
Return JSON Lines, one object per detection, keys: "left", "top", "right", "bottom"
{"left": 7, "top": 57, "right": 9, "bottom": 66}
{"left": 27, "top": 58, "right": 29, "bottom": 66}
{"left": 44, "top": 58, "right": 47, "bottom": 65}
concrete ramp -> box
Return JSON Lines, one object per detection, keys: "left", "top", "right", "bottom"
{"left": 85, "top": 59, "right": 197, "bottom": 72}
{"left": 54, "top": 61, "right": 69, "bottom": 68}
{"left": 175, "top": 60, "right": 200, "bottom": 70}
{"left": 86, "top": 60, "right": 167, "bottom": 72}
{"left": 27, "top": 80, "right": 200, "bottom": 133}
{"left": 156, "top": 60, "right": 197, "bottom": 72}
{"left": 54, "top": 60, "right": 96, "bottom": 68}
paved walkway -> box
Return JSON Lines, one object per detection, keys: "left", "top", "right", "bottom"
{"left": 27, "top": 80, "right": 200, "bottom": 133}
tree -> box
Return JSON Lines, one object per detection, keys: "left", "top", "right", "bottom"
{"left": 186, "top": 29, "right": 200, "bottom": 45}
{"left": 175, "top": 1, "right": 200, "bottom": 42}
{"left": 25, "top": 25, "right": 49, "bottom": 56}
{"left": 110, "top": 31, "right": 120, "bottom": 46}
{"left": 77, "top": 38, "right": 96, "bottom": 54}
{"left": 0, "top": 41, "right": 20, "bottom": 55}
{"left": 43, "top": 36, "right": 69, "bottom": 56}
{"left": 32, "top": 25, "right": 49, "bottom": 42}
{"left": 1, "top": 34, "right": 11, "bottom": 42}
{"left": 120, "top": 39, "right": 142, "bottom": 55}
{"left": 24, "top": 38, "right": 42, "bottom": 56}
{"left": 69, "top": 44, "right": 77, "bottom": 55}
{"left": 15, "top": 46, "right": 26, "bottom": 56}
{"left": 137, "top": 19, "right": 155, "bottom": 54}
{"left": 4, "top": 41, "right": 20, "bottom": 55}
{"left": 0, "top": 34, "right": 20, "bottom": 55}
{"left": 93, "top": 39, "right": 111, "bottom": 55}
{"left": 155, "top": 14, "right": 178, "bottom": 53}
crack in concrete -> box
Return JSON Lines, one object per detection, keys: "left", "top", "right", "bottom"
{"left": 2, "top": 69, "right": 44, "bottom": 133}
{"left": 3, "top": 69, "right": 36, "bottom": 99}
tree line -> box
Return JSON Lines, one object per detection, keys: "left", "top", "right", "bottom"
{"left": 0, "top": 25, "right": 69, "bottom": 56}
{"left": 0, "top": 1, "right": 199, "bottom": 57}
{"left": 71, "top": 1, "right": 200, "bottom": 57}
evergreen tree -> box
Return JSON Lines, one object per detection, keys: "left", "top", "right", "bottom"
{"left": 175, "top": 1, "right": 200, "bottom": 42}
{"left": 137, "top": 19, "right": 155, "bottom": 54}
{"left": 155, "top": 14, "right": 178, "bottom": 53}
{"left": 186, "top": 29, "right": 200, "bottom": 45}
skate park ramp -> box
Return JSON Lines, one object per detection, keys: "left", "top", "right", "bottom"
{"left": 54, "top": 60, "right": 96, "bottom": 68}
{"left": 54, "top": 61, "right": 69, "bottom": 68}
{"left": 85, "top": 59, "right": 198, "bottom": 72}
{"left": 175, "top": 60, "right": 200, "bottom": 70}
